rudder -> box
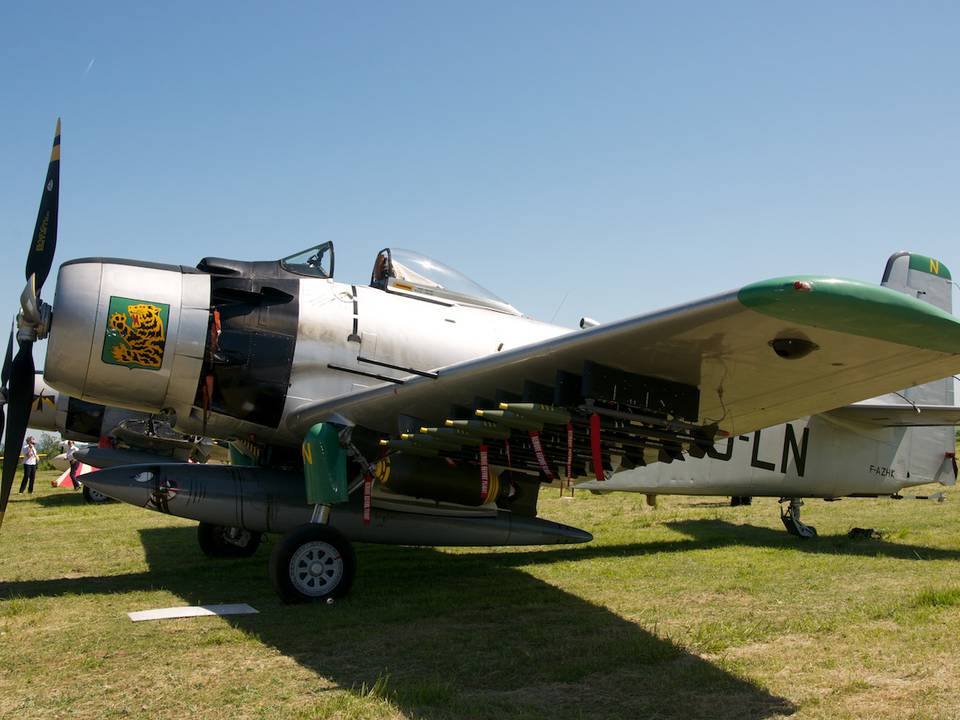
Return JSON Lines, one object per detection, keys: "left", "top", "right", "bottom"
{"left": 881, "top": 251, "right": 952, "bottom": 313}
{"left": 881, "top": 251, "right": 954, "bottom": 406}
{"left": 880, "top": 251, "right": 956, "bottom": 486}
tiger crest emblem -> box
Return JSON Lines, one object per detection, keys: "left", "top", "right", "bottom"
{"left": 102, "top": 297, "right": 170, "bottom": 370}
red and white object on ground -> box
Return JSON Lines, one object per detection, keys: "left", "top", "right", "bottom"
{"left": 52, "top": 463, "right": 97, "bottom": 488}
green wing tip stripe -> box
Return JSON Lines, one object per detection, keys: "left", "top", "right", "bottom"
{"left": 738, "top": 276, "right": 960, "bottom": 354}
{"left": 908, "top": 254, "right": 951, "bottom": 280}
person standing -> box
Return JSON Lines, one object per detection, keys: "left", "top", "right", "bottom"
{"left": 66, "top": 440, "right": 81, "bottom": 490}
{"left": 18, "top": 436, "right": 38, "bottom": 494}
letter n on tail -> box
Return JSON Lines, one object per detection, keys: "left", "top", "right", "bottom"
{"left": 780, "top": 424, "right": 810, "bottom": 476}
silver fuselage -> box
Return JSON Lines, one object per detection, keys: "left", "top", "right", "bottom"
{"left": 45, "top": 261, "right": 569, "bottom": 445}
{"left": 42, "top": 256, "right": 956, "bottom": 502}
{"left": 579, "top": 413, "right": 955, "bottom": 498}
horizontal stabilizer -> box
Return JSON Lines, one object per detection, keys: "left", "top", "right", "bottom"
{"left": 824, "top": 403, "right": 960, "bottom": 427}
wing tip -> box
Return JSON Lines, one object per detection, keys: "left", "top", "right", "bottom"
{"left": 738, "top": 276, "right": 960, "bottom": 354}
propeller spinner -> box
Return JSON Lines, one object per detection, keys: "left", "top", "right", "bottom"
{"left": 0, "top": 118, "right": 60, "bottom": 531}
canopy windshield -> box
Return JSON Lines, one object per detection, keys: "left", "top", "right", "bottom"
{"left": 280, "top": 242, "right": 334, "bottom": 278}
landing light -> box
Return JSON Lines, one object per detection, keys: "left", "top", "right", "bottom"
{"left": 769, "top": 338, "right": 819, "bottom": 360}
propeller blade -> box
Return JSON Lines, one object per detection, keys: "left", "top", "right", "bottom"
{"left": 25, "top": 118, "right": 60, "bottom": 295}
{"left": 1, "top": 119, "right": 62, "bottom": 531}
{"left": 0, "top": 342, "right": 35, "bottom": 531}
{"left": 1, "top": 325, "right": 11, "bottom": 389}
{"left": 0, "top": 326, "right": 11, "bottom": 455}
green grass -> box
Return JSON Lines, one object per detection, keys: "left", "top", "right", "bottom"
{"left": 4, "top": 471, "right": 960, "bottom": 718}
{"left": 910, "top": 586, "right": 960, "bottom": 609}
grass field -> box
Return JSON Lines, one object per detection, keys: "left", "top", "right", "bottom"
{"left": 3, "top": 470, "right": 960, "bottom": 719}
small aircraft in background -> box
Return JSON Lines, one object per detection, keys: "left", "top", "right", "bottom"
{"left": 580, "top": 251, "right": 960, "bottom": 537}
{"left": 5, "top": 121, "right": 960, "bottom": 603}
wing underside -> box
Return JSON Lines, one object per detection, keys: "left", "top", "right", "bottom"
{"left": 287, "top": 276, "right": 960, "bottom": 480}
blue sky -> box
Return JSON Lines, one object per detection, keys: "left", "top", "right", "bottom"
{"left": 2, "top": 1, "right": 959, "bottom": 340}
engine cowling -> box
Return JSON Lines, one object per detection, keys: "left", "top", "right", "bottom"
{"left": 45, "top": 259, "right": 210, "bottom": 417}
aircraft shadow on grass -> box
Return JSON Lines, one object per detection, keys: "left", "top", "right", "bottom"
{"left": 8, "top": 520, "right": 957, "bottom": 718}
{"left": 33, "top": 491, "right": 87, "bottom": 507}
{"left": 658, "top": 519, "right": 960, "bottom": 561}
{"left": 7, "top": 519, "right": 960, "bottom": 716}
{"left": 2, "top": 525, "right": 799, "bottom": 719}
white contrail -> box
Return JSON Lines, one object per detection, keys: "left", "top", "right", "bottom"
{"left": 82, "top": 58, "right": 95, "bottom": 78}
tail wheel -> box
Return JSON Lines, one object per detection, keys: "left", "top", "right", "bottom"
{"left": 197, "top": 522, "right": 262, "bottom": 558}
{"left": 269, "top": 524, "right": 356, "bottom": 604}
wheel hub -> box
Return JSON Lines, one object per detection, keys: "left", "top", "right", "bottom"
{"left": 289, "top": 540, "right": 343, "bottom": 596}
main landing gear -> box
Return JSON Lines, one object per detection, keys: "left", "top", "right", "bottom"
{"left": 82, "top": 485, "right": 113, "bottom": 504}
{"left": 269, "top": 521, "right": 356, "bottom": 603}
{"left": 780, "top": 498, "right": 817, "bottom": 538}
{"left": 197, "top": 522, "right": 262, "bottom": 558}
{"left": 196, "top": 518, "right": 356, "bottom": 602}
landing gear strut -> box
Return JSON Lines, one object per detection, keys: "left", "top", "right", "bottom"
{"left": 780, "top": 498, "right": 817, "bottom": 538}
{"left": 274, "top": 427, "right": 367, "bottom": 603}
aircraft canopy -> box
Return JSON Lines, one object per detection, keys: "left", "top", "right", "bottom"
{"left": 370, "top": 248, "right": 519, "bottom": 314}
{"left": 280, "top": 242, "right": 335, "bottom": 278}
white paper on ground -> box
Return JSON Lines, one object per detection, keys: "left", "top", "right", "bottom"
{"left": 128, "top": 603, "right": 259, "bottom": 622}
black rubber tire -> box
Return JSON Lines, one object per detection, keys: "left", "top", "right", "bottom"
{"left": 82, "top": 485, "right": 114, "bottom": 504}
{"left": 197, "top": 522, "right": 262, "bottom": 558}
{"left": 269, "top": 524, "right": 356, "bottom": 604}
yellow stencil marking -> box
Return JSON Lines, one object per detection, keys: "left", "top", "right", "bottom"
{"left": 374, "top": 459, "right": 391, "bottom": 485}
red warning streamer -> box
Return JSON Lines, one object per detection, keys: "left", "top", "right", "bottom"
{"left": 479, "top": 444, "right": 490, "bottom": 501}
{"left": 590, "top": 412, "right": 604, "bottom": 482}
{"left": 529, "top": 431, "right": 555, "bottom": 481}
{"left": 566, "top": 422, "right": 574, "bottom": 481}
{"left": 362, "top": 473, "right": 373, "bottom": 526}
{"left": 210, "top": 308, "right": 222, "bottom": 347}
